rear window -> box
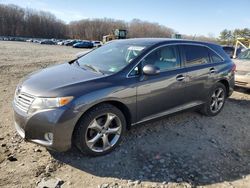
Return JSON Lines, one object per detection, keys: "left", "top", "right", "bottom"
{"left": 182, "top": 45, "right": 210, "bottom": 66}
{"left": 209, "top": 50, "right": 223, "bottom": 63}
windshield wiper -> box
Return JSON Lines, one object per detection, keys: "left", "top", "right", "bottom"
{"left": 74, "top": 60, "right": 80, "bottom": 66}
{"left": 83, "top": 64, "right": 104, "bottom": 75}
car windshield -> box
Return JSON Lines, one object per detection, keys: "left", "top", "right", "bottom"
{"left": 77, "top": 42, "right": 147, "bottom": 74}
{"left": 238, "top": 49, "right": 250, "bottom": 60}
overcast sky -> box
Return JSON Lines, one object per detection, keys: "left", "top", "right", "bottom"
{"left": 1, "top": 0, "right": 250, "bottom": 37}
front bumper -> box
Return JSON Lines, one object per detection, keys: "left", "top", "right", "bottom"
{"left": 235, "top": 75, "right": 250, "bottom": 89}
{"left": 13, "top": 102, "right": 79, "bottom": 152}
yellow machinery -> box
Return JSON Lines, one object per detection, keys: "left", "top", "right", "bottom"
{"left": 171, "top": 33, "right": 182, "bottom": 39}
{"left": 234, "top": 38, "right": 250, "bottom": 58}
{"left": 103, "top": 29, "right": 127, "bottom": 43}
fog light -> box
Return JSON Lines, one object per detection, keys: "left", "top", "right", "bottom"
{"left": 44, "top": 132, "right": 53, "bottom": 143}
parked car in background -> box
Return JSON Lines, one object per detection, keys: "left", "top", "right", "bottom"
{"left": 222, "top": 46, "right": 243, "bottom": 58}
{"left": 57, "top": 40, "right": 71, "bottom": 45}
{"left": 2, "top": 37, "right": 26, "bottom": 42}
{"left": 40, "top": 40, "right": 56, "bottom": 45}
{"left": 234, "top": 49, "right": 250, "bottom": 88}
{"left": 57, "top": 40, "right": 67, "bottom": 45}
{"left": 222, "top": 46, "right": 235, "bottom": 58}
{"left": 13, "top": 39, "right": 235, "bottom": 156}
{"left": 65, "top": 40, "right": 81, "bottom": 46}
{"left": 92, "top": 41, "right": 102, "bottom": 47}
{"left": 73, "top": 41, "right": 94, "bottom": 48}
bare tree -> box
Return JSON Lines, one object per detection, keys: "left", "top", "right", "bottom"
{"left": 68, "top": 18, "right": 127, "bottom": 40}
{"left": 0, "top": 4, "right": 67, "bottom": 38}
{"left": 128, "top": 19, "right": 174, "bottom": 38}
{"left": 0, "top": 4, "right": 176, "bottom": 40}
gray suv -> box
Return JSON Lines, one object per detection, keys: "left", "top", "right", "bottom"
{"left": 13, "top": 38, "right": 235, "bottom": 156}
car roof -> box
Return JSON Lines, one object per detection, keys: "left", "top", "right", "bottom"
{"left": 113, "top": 38, "right": 219, "bottom": 47}
{"left": 112, "top": 38, "right": 229, "bottom": 60}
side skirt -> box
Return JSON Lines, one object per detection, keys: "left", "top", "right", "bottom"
{"left": 131, "top": 101, "right": 204, "bottom": 126}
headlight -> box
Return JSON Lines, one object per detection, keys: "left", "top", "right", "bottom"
{"left": 29, "top": 96, "right": 74, "bottom": 113}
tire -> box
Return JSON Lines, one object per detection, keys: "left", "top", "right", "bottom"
{"left": 200, "top": 82, "right": 227, "bottom": 116}
{"left": 74, "top": 103, "right": 126, "bottom": 156}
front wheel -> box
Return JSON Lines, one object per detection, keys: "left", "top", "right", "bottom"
{"left": 74, "top": 104, "right": 126, "bottom": 156}
{"left": 200, "top": 83, "right": 226, "bottom": 116}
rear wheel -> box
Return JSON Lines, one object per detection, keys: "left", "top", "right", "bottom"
{"left": 74, "top": 104, "right": 126, "bottom": 156}
{"left": 200, "top": 83, "right": 226, "bottom": 116}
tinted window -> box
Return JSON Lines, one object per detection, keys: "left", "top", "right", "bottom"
{"left": 210, "top": 50, "right": 223, "bottom": 63}
{"left": 143, "top": 45, "right": 180, "bottom": 71}
{"left": 182, "top": 45, "right": 209, "bottom": 66}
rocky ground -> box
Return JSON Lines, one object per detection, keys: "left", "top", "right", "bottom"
{"left": 0, "top": 41, "right": 250, "bottom": 188}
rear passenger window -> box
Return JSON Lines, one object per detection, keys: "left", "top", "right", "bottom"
{"left": 182, "top": 45, "right": 209, "bottom": 66}
{"left": 209, "top": 50, "right": 223, "bottom": 63}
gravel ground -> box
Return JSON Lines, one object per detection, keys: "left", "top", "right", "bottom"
{"left": 0, "top": 41, "right": 250, "bottom": 188}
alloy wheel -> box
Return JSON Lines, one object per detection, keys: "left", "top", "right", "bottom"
{"left": 210, "top": 88, "right": 225, "bottom": 113}
{"left": 85, "top": 113, "right": 122, "bottom": 152}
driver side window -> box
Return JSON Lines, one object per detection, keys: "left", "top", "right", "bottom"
{"left": 143, "top": 45, "right": 180, "bottom": 71}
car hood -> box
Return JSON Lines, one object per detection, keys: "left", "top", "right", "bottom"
{"left": 19, "top": 63, "right": 105, "bottom": 97}
{"left": 234, "top": 59, "right": 250, "bottom": 74}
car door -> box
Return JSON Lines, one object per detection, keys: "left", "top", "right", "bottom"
{"left": 179, "top": 44, "right": 222, "bottom": 103}
{"left": 134, "top": 45, "right": 189, "bottom": 122}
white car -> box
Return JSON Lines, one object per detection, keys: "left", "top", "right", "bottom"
{"left": 234, "top": 49, "right": 250, "bottom": 89}
{"left": 57, "top": 41, "right": 64, "bottom": 45}
{"left": 92, "top": 41, "right": 102, "bottom": 47}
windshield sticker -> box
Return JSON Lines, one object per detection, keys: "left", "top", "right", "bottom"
{"left": 128, "top": 46, "right": 145, "bottom": 51}
{"left": 109, "top": 67, "right": 117, "bottom": 72}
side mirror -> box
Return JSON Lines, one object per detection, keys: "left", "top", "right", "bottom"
{"left": 142, "top": 64, "right": 160, "bottom": 75}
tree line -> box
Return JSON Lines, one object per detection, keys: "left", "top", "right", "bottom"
{"left": 0, "top": 4, "right": 175, "bottom": 40}
{"left": 1, "top": 4, "right": 249, "bottom": 44}
{"left": 69, "top": 18, "right": 175, "bottom": 40}
{"left": 218, "top": 28, "right": 250, "bottom": 45}
{"left": 0, "top": 4, "right": 67, "bottom": 38}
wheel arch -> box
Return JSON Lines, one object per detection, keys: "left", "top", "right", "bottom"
{"left": 218, "top": 79, "right": 230, "bottom": 97}
{"left": 73, "top": 100, "right": 132, "bottom": 136}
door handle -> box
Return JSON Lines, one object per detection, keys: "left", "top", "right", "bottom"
{"left": 176, "top": 74, "right": 185, "bottom": 81}
{"left": 209, "top": 68, "right": 216, "bottom": 74}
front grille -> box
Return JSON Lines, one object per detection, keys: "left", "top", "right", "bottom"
{"left": 14, "top": 92, "right": 35, "bottom": 113}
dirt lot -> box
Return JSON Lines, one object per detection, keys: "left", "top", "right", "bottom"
{"left": 0, "top": 41, "right": 250, "bottom": 188}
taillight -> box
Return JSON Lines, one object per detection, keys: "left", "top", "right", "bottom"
{"left": 231, "top": 63, "right": 236, "bottom": 72}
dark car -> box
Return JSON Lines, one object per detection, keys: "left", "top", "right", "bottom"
{"left": 40, "top": 40, "right": 56, "bottom": 45}
{"left": 65, "top": 40, "right": 81, "bottom": 46}
{"left": 222, "top": 46, "right": 235, "bottom": 58}
{"left": 222, "top": 46, "right": 242, "bottom": 58}
{"left": 73, "top": 41, "right": 94, "bottom": 48}
{"left": 13, "top": 38, "right": 235, "bottom": 156}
